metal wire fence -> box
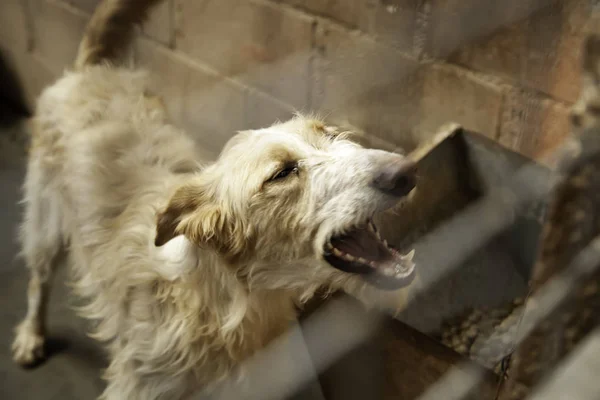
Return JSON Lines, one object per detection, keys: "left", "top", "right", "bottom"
{"left": 190, "top": 124, "right": 600, "bottom": 400}
{"left": 4, "top": 1, "right": 600, "bottom": 399}
{"left": 145, "top": 1, "right": 600, "bottom": 398}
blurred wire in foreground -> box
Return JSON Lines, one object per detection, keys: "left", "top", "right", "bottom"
{"left": 418, "top": 233, "right": 600, "bottom": 400}
{"left": 195, "top": 296, "right": 381, "bottom": 400}
{"left": 184, "top": 129, "right": 584, "bottom": 400}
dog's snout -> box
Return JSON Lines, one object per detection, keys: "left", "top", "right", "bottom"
{"left": 372, "top": 158, "right": 417, "bottom": 197}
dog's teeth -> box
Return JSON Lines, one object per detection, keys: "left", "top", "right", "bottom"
{"left": 332, "top": 248, "right": 359, "bottom": 262}
{"left": 369, "top": 261, "right": 377, "bottom": 268}
{"left": 357, "top": 257, "right": 368, "bottom": 264}
{"left": 368, "top": 221, "right": 379, "bottom": 234}
{"left": 402, "top": 249, "right": 415, "bottom": 261}
{"left": 382, "top": 239, "right": 388, "bottom": 247}
{"left": 382, "top": 268, "right": 396, "bottom": 276}
{"left": 396, "top": 262, "right": 415, "bottom": 278}
{"left": 326, "top": 242, "right": 333, "bottom": 249}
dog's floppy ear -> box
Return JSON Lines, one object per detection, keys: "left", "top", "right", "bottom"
{"left": 155, "top": 183, "right": 199, "bottom": 246}
{"left": 155, "top": 180, "right": 221, "bottom": 246}
{"left": 155, "top": 179, "right": 247, "bottom": 258}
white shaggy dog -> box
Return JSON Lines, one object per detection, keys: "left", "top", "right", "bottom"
{"left": 11, "top": 0, "right": 418, "bottom": 398}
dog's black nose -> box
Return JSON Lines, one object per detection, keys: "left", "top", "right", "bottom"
{"left": 372, "top": 158, "right": 417, "bottom": 197}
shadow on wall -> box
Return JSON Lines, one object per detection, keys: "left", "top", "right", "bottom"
{"left": 0, "top": 50, "right": 30, "bottom": 127}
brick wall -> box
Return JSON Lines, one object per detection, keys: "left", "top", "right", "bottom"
{"left": 0, "top": 0, "right": 595, "bottom": 162}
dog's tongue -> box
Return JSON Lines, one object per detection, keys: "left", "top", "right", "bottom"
{"left": 331, "top": 228, "right": 391, "bottom": 262}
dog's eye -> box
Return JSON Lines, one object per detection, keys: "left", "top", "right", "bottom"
{"left": 324, "top": 127, "right": 338, "bottom": 140}
{"left": 270, "top": 164, "right": 299, "bottom": 181}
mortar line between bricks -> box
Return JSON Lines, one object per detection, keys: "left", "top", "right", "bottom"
{"left": 448, "top": 64, "right": 575, "bottom": 108}
{"left": 242, "top": 85, "right": 251, "bottom": 134}
{"left": 43, "top": 0, "right": 91, "bottom": 18}
{"left": 428, "top": 61, "right": 505, "bottom": 91}
{"left": 320, "top": 23, "right": 421, "bottom": 64}
{"left": 413, "top": 0, "right": 432, "bottom": 61}
{"left": 137, "top": 37, "right": 296, "bottom": 113}
{"left": 499, "top": 82, "right": 573, "bottom": 109}
{"left": 315, "top": 20, "right": 416, "bottom": 62}
{"left": 306, "top": 19, "right": 318, "bottom": 111}
{"left": 167, "top": 0, "right": 175, "bottom": 48}
{"left": 495, "top": 90, "right": 508, "bottom": 142}
{"left": 139, "top": 31, "right": 169, "bottom": 47}
{"left": 21, "top": 0, "right": 35, "bottom": 52}
{"left": 257, "top": 0, "right": 422, "bottom": 61}
{"left": 432, "top": 61, "right": 573, "bottom": 109}
{"left": 29, "top": 52, "right": 59, "bottom": 76}
{"left": 257, "top": 0, "right": 358, "bottom": 31}
{"left": 137, "top": 37, "right": 251, "bottom": 92}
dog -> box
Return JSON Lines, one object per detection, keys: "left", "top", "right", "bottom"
{"left": 11, "top": 0, "right": 419, "bottom": 398}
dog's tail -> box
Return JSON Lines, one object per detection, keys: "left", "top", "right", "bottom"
{"left": 74, "top": 0, "right": 162, "bottom": 69}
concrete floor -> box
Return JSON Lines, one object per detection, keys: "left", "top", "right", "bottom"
{"left": 0, "top": 120, "right": 105, "bottom": 400}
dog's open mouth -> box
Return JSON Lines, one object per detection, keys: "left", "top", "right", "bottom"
{"left": 323, "top": 220, "right": 416, "bottom": 290}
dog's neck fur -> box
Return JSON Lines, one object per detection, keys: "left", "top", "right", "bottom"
{"left": 152, "top": 235, "right": 297, "bottom": 382}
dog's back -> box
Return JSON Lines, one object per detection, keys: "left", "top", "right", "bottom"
{"left": 13, "top": 0, "right": 209, "bottom": 394}
{"left": 32, "top": 0, "right": 200, "bottom": 245}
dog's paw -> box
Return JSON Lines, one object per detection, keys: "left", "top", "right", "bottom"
{"left": 12, "top": 321, "right": 45, "bottom": 367}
